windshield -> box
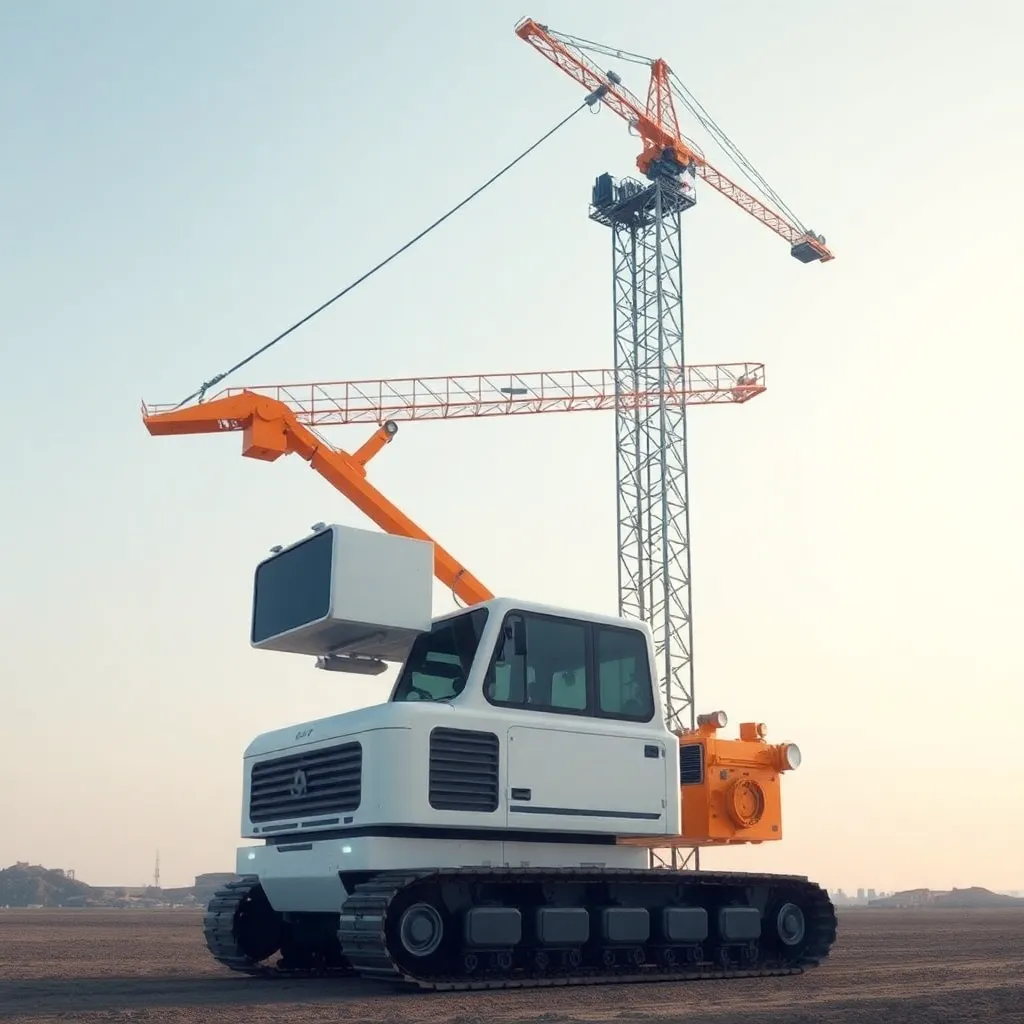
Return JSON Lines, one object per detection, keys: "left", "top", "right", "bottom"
{"left": 391, "top": 608, "right": 489, "bottom": 702}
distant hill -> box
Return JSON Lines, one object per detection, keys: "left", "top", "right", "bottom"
{"left": 934, "top": 887, "right": 1024, "bottom": 908}
{"left": 869, "top": 886, "right": 1024, "bottom": 909}
{"left": 0, "top": 862, "right": 94, "bottom": 907}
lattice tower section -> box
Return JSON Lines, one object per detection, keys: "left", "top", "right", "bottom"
{"left": 591, "top": 173, "right": 697, "bottom": 871}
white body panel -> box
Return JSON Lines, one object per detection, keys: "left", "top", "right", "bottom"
{"left": 239, "top": 836, "right": 648, "bottom": 913}
{"left": 506, "top": 725, "right": 670, "bottom": 829}
{"left": 242, "top": 699, "right": 678, "bottom": 840}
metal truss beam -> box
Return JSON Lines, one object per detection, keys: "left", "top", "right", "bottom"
{"left": 142, "top": 364, "right": 764, "bottom": 426}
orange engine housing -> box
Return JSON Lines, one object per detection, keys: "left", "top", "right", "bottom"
{"left": 619, "top": 712, "right": 801, "bottom": 850}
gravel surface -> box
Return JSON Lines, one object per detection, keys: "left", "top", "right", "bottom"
{"left": 1, "top": 907, "right": 1022, "bottom": 1022}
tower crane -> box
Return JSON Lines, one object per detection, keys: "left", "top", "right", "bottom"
{"left": 514, "top": 21, "right": 834, "bottom": 870}
{"left": 137, "top": 18, "right": 837, "bottom": 987}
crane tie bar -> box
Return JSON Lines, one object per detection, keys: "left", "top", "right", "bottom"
{"left": 175, "top": 99, "right": 595, "bottom": 410}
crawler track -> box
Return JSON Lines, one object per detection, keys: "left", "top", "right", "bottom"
{"left": 338, "top": 866, "right": 837, "bottom": 991}
{"left": 204, "top": 876, "right": 354, "bottom": 978}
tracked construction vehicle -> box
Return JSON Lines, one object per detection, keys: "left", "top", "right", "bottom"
{"left": 200, "top": 519, "right": 836, "bottom": 990}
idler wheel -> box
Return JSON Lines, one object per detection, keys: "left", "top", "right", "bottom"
{"left": 776, "top": 902, "right": 806, "bottom": 946}
{"left": 398, "top": 902, "right": 444, "bottom": 958}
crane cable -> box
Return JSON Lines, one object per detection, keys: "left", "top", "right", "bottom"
{"left": 666, "top": 71, "right": 805, "bottom": 231}
{"left": 174, "top": 99, "right": 595, "bottom": 410}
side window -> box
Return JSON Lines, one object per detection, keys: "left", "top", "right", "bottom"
{"left": 486, "top": 613, "right": 588, "bottom": 714}
{"left": 409, "top": 651, "right": 465, "bottom": 700}
{"left": 525, "top": 616, "right": 587, "bottom": 711}
{"left": 597, "top": 626, "right": 655, "bottom": 721}
{"left": 392, "top": 608, "right": 488, "bottom": 703}
{"left": 488, "top": 662, "right": 535, "bottom": 704}
{"left": 489, "top": 662, "right": 512, "bottom": 703}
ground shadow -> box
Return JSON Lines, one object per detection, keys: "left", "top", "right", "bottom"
{"left": 0, "top": 973, "right": 417, "bottom": 1015}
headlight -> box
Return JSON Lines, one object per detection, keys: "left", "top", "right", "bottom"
{"left": 698, "top": 710, "right": 728, "bottom": 729}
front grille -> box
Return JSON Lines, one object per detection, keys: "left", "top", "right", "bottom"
{"left": 679, "top": 743, "right": 704, "bottom": 785}
{"left": 429, "top": 727, "right": 499, "bottom": 812}
{"left": 249, "top": 741, "right": 362, "bottom": 823}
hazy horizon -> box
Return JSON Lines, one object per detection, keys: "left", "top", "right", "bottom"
{"left": 3, "top": 0, "right": 1023, "bottom": 894}
{"left": 8, "top": 858, "right": 1022, "bottom": 899}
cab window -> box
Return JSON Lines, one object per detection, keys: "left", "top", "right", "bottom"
{"left": 596, "top": 625, "right": 655, "bottom": 721}
{"left": 486, "top": 613, "right": 588, "bottom": 714}
{"left": 485, "top": 613, "right": 655, "bottom": 722}
{"left": 392, "top": 608, "right": 488, "bottom": 702}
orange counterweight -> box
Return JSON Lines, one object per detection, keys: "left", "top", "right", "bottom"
{"left": 620, "top": 711, "right": 802, "bottom": 850}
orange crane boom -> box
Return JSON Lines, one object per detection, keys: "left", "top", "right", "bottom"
{"left": 142, "top": 392, "right": 494, "bottom": 607}
{"left": 514, "top": 18, "right": 833, "bottom": 263}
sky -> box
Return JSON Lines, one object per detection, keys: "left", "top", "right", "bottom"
{"left": 1, "top": 0, "right": 1023, "bottom": 894}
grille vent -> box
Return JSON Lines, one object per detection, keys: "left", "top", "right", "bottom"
{"left": 679, "top": 743, "right": 704, "bottom": 786}
{"left": 249, "top": 741, "right": 362, "bottom": 823}
{"left": 429, "top": 727, "right": 499, "bottom": 812}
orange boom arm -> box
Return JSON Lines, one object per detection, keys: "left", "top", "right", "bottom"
{"left": 142, "top": 392, "right": 493, "bottom": 607}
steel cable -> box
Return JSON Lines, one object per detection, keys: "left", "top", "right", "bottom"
{"left": 174, "top": 100, "right": 592, "bottom": 409}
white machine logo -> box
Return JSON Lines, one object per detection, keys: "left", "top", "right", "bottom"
{"left": 289, "top": 769, "right": 308, "bottom": 797}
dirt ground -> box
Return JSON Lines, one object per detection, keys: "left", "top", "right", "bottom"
{"left": 0, "top": 907, "right": 1021, "bottom": 1023}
